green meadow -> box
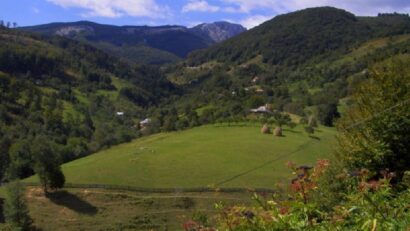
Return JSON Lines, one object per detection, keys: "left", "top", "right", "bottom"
{"left": 27, "top": 124, "right": 336, "bottom": 189}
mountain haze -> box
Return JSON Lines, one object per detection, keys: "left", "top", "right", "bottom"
{"left": 21, "top": 21, "right": 246, "bottom": 64}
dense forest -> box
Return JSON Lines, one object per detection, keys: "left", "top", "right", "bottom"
{"left": 0, "top": 26, "right": 176, "bottom": 184}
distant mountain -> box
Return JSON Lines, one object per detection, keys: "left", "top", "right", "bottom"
{"left": 190, "top": 21, "right": 246, "bottom": 43}
{"left": 20, "top": 21, "right": 246, "bottom": 64}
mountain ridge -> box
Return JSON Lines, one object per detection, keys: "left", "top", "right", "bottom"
{"left": 20, "top": 20, "right": 246, "bottom": 64}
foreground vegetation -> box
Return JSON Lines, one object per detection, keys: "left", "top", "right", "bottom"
{"left": 184, "top": 57, "right": 410, "bottom": 230}
{"left": 23, "top": 187, "right": 254, "bottom": 231}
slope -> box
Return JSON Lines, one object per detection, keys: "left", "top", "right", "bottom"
{"left": 164, "top": 7, "right": 410, "bottom": 130}
{"left": 26, "top": 124, "right": 336, "bottom": 188}
{"left": 187, "top": 7, "right": 410, "bottom": 65}
{"left": 0, "top": 27, "right": 175, "bottom": 182}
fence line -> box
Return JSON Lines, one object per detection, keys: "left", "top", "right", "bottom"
{"left": 21, "top": 182, "right": 275, "bottom": 193}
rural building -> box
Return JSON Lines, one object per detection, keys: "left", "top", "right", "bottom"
{"left": 140, "top": 118, "right": 151, "bottom": 127}
{"left": 250, "top": 104, "right": 273, "bottom": 114}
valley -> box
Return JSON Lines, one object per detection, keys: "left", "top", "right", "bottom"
{"left": 0, "top": 5, "right": 409, "bottom": 231}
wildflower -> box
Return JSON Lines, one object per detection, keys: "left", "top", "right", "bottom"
{"left": 360, "top": 168, "right": 370, "bottom": 177}
{"left": 279, "top": 207, "right": 289, "bottom": 215}
{"left": 258, "top": 191, "right": 268, "bottom": 198}
{"left": 267, "top": 200, "right": 277, "bottom": 206}
{"left": 358, "top": 181, "right": 367, "bottom": 192}
{"left": 183, "top": 220, "right": 199, "bottom": 231}
{"left": 291, "top": 181, "right": 302, "bottom": 192}
{"left": 368, "top": 180, "right": 380, "bottom": 191}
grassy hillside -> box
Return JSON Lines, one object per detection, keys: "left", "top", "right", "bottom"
{"left": 25, "top": 187, "right": 253, "bottom": 231}
{"left": 26, "top": 124, "right": 336, "bottom": 188}
{"left": 163, "top": 8, "right": 410, "bottom": 131}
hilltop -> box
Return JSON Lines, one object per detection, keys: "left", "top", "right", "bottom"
{"left": 187, "top": 7, "right": 410, "bottom": 65}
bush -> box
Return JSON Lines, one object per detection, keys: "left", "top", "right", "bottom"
{"left": 336, "top": 57, "right": 410, "bottom": 177}
{"left": 3, "top": 181, "right": 32, "bottom": 230}
{"left": 317, "top": 103, "right": 340, "bottom": 126}
{"left": 202, "top": 161, "right": 410, "bottom": 230}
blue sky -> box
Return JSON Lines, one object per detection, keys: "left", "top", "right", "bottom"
{"left": 1, "top": 0, "right": 410, "bottom": 29}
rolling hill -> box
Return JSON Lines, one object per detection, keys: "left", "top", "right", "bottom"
{"left": 165, "top": 7, "right": 410, "bottom": 131}
{"left": 26, "top": 124, "right": 336, "bottom": 189}
{"left": 187, "top": 7, "right": 410, "bottom": 65}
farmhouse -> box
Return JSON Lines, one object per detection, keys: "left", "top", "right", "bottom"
{"left": 255, "top": 88, "right": 264, "bottom": 93}
{"left": 140, "top": 118, "right": 151, "bottom": 127}
{"left": 251, "top": 76, "right": 260, "bottom": 83}
{"left": 250, "top": 104, "right": 273, "bottom": 114}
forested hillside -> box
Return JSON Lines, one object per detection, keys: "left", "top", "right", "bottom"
{"left": 0, "top": 26, "right": 175, "bottom": 182}
{"left": 164, "top": 7, "right": 410, "bottom": 128}
{"left": 187, "top": 7, "right": 410, "bottom": 65}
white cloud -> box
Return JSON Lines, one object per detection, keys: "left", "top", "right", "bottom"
{"left": 240, "top": 15, "right": 271, "bottom": 29}
{"left": 221, "top": 0, "right": 410, "bottom": 16}
{"left": 182, "top": 0, "right": 220, "bottom": 13}
{"left": 222, "top": 6, "right": 239, "bottom": 13}
{"left": 221, "top": 0, "right": 278, "bottom": 13}
{"left": 47, "top": 0, "right": 170, "bottom": 18}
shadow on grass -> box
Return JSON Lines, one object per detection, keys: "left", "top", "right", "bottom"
{"left": 0, "top": 198, "right": 4, "bottom": 223}
{"left": 283, "top": 129, "right": 302, "bottom": 134}
{"left": 46, "top": 191, "right": 97, "bottom": 215}
{"left": 309, "top": 135, "right": 321, "bottom": 140}
{"left": 213, "top": 123, "right": 257, "bottom": 128}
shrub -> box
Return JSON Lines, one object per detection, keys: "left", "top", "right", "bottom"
{"left": 3, "top": 181, "right": 32, "bottom": 230}
{"left": 192, "top": 161, "right": 410, "bottom": 230}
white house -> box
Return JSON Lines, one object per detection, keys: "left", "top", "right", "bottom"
{"left": 140, "top": 118, "right": 151, "bottom": 127}
{"left": 250, "top": 104, "right": 273, "bottom": 114}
